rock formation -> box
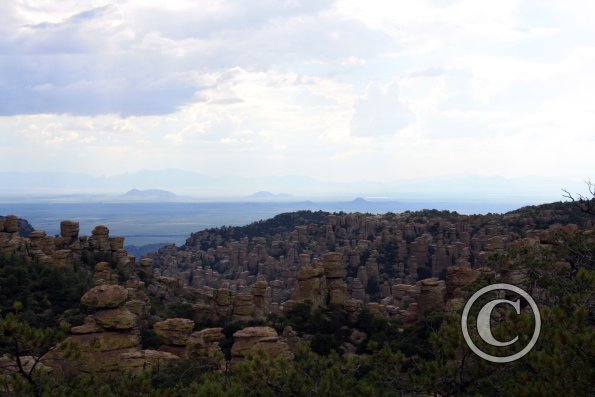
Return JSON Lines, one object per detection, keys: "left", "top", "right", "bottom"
{"left": 231, "top": 327, "right": 291, "bottom": 362}
{"left": 44, "top": 285, "right": 179, "bottom": 376}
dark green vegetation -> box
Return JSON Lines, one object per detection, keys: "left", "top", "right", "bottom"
{"left": 0, "top": 255, "right": 92, "bottom": 329}
{"left": 186, "top": 210, "right": 329, "bottom": 250}
{"left": 0, "top": 198, "right": 593, "bottom": 396}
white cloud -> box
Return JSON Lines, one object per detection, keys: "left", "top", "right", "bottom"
{"left": 0, "top": 0, "right": 594, "bottom": 184}
{"left": 350, "top": 83, "right": 414, "bottom": 137}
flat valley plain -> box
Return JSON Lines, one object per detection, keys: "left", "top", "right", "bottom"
{"left": 0, "top": 200, "right": 530, "bottom": 246}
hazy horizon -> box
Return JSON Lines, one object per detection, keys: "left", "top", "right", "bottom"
{"left": 0, "top": 169, "right": 583, "bottom": 203}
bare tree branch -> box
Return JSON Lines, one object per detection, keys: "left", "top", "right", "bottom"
{"left": 562, "top": 179, "right": 595, "bottom": 216}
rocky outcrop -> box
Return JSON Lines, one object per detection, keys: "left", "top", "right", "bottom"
{"left": 0, "top": 215, "right": 33, "bottom": 237}
{"left": 43, "top": 283, "right": 176, "bottom": 377}
{"left": 60, "top": 220, "right": 80, "bottom": 240}
{"left": 93, "top": 308, "right": 138, "bottom": 330}
{"left": 416, "top": 278, "right": 446, "bottom": 319}
{"left": 232, "top": 293, "right": 255, "bottom": 321}
{"left": 0, "top": 216, "right": 134, "bottom": 269}
{"left": 231, "top": 327, "right": 291, "bottom": 361}
{"left": 186, "top": 328, "right": 225, "bottom": 360}
{"left": 139, "top": 205, "right": 591, "bottom": 326}
{"left": 291, "top": 265, "right": 326, "bottom": 308}
{"left": 323, "top": 253, "right": 347, "bottom": 306}
{"left": 154, "top": 318, "right": 195, "bottom": 346}
{"left": 81, "top": 285, "right": 129, "bottom": 309}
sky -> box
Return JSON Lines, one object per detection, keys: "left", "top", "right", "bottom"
{"left": 0, "top": 0, "right": 594, "bottom": 185}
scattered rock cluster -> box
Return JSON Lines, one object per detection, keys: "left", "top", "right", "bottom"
{"left": 150, "top": 209, "right": 591, "bottom": 323}
{"left": 44, "top": 284, "right": 178, "bottom": 376}
{"left": 0, "top": 217, "right": 135, "bottom": 270}
{"left": 1, "top": 205, "right": 588, "bottom": 379}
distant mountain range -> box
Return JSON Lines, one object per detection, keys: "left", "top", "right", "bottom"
{"left": 0, "top": 169, "right": 583, "bottom": 202}
{"left": 247, "top": 191, "right": 293, "bottom": 200}
{"left": 121, "top": 189, "right": 178, "bottom": 201}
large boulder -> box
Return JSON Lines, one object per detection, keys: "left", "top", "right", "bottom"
{"left": 120, "top": 350, "right": 180, "bottom": 374}
{"left": 3, "top": 216, "right": 18, "bottom": 233}
{"left": 109, "top": 236, "right": 125, "bottom": 251}
{"left": 93, "top": 308, "right": 138, "bottom": 330}
{"left": 231, "top": 326, "right": 280, "bottom": 359}
{"left": 416, "top": 278, "right": 446, "bottom": 319}
{"left": 323, "top": 252, "right": 346, "bottom": 279}
{"left": 60, "top": 220, "right": 79, "bottom": 239}
{"left": 52, "top": 249, "right": 72, "bottom": 267}
{"left": 186, "top": 328, "right": 224, "bottom": 359}
{"left": 92, "top": 225, "right": 109, "bottom": 236}
{"left": 445, "top": 266, "right": 480, "bottom": 298}
{"left": 232, "top": 293, "right": 254, "bottom": 319}
{"left": 154, "top": 318, "right": 195, "bottom": 346}
{"left": 81, "top": 285, "right": 128, "bottom": 309}
{"left": 252, "top": 337, "right": 292, "bottom": 359}
{"left": 43, "top": 331, "right": 140, "bottom": 377}
{"left": 68, "top": 332, "right": 139, "bottom": 352}
{"left": 214, "top": 288, "right": 231, "bottom": 306}
{"left": 71, "top": 317, "right": 103, "bottom": 334}
{"left": 291, "top": 266, "right": 326, "bottom": 308}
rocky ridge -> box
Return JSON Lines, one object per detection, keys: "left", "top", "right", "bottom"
{"left": 150, "top": 205, "right": 592, "bottom": 325}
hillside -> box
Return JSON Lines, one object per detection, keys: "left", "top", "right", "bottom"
{"left": 0, "top": 201, "right": 592, "bottom": 396}
{"left": 156, "top": 201, "right": 592, "bottom": 302}
{"left": 121, "top": 188, "right": 178, "bottom": 200}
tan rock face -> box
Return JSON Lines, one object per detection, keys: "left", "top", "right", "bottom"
{"left": 60, "top": 220, "right": 80, "bottom": 239}
{"left": 186, "top": 328, "right": 224, "bottom": 359}
{"left": 29, "top": 230, "right": 46, "bottom": 239}
{"left": 109, "top": 236, "right": 125, "bottom": 251}
{"left": 138, "top": 257, "right": 154, "bottom": 278}
{"left": 214, "top": 288, "right": 231, "bottom": 306}
{"left": 154, "top": 318, "right": 195, "bottom": 346}
{"left": 1, "top": 217, "right": 130, "bottom": 267}
{"left": 445, "top": 266, "right": 480, "bottom": 298}
{"left": 253, "top": 337, "right": 292, "bottom": 359}
{"left": 416, "top": 278, "right": 446, "bottom": 319}
{"left": 323, "top": 252, "right": 346, "bottom": 279}
{"left": 233, "top": 326, "right": 278, "bottom": 339}
{"left": 328, "top": 280, "right": 347, "bottom": 306}
{"left": 233, "top": 294, "right": 254, "bottom": 320}
{"left": 70, "top": 332, "right": 139, "bottom": 352}
{"left": 296, "top": 266, "right": 324, "bottom": 281}
{"left": 344, "top": 299, "right": 363, "bottom": 313}
{"left": 3, "top": 215, "right": 18, "bottom": 233}
{"left": 44, "top": 330, "right": 149, "bottom": 377}
{"left": 231, "top": 326, "right": 282, "bottom": 359}
{"left": 70, "top": 317, "right": 103, "bottom": 334}
{"left": 120, "top": 350, "right": 180, "bottom": 374}
{"left": 252, "top": 281, "right": 268, "bottom": 296}
{"left": 81, "top": 285, "right": 129, "bottom": 309}
{"left": 124, "top": 299, "right": 148, "bottom": 317}
{"left": 93, "top": 308, "right": 138, "bottom": 330}
{"left": 92, "top": 225, "right": 109, "bottom": 236}
{"left": 291, "top": 266, "right": 326, "bottom": 308}
{"left": 52, "top": 249, "right": 72, "bottom": 267}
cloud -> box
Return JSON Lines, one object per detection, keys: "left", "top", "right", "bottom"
{"left": 0, "top": 0, "right": 388, "bottom": 117}
{"left": 408, "top": 67, "right": 446, "bottom": 78}
{"left": 1, "top": 0, "right": 595, "bottom": 183}
{"left": 350, "top": 83, "right": 414, "bottom": 137}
